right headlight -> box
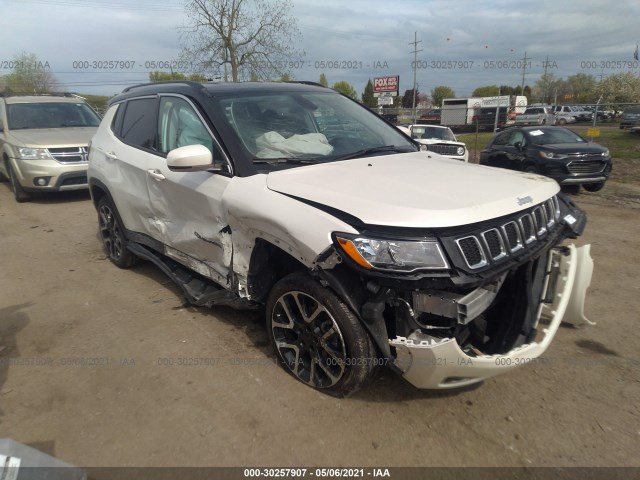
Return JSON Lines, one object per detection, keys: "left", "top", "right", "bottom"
{"left": 18, "top": 147, "right": 53, "bottom": 160}
{"left": 456, "top": 146, "right": 465, "bottom": 156}
{"left": 335, "top": 234, "right": 449, "bottom": 272}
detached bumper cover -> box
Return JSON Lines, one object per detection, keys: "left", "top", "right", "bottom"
{"left": 390, "top": 243, "right": 593, "bottom": 389}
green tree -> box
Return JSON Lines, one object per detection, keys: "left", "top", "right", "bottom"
{"left": 472, "top": 85, "right": 500, "bottom": 97}
{"left": 565, "top": 73, "right": 597, "bottom": 103}
{"left": 319, "top": 73, "right": 328, "bottom": 87}
{"left": 249, "top": 71, "right": 259, "bottom": 81}
{"left": 499, "top": 85, "right": 515, "bottom": 96}
{"left": 149, "top": 71, "right": 207, "bottom": 82}
{"left": 181, "top": 0, "right": 303, "bottom": 82}
{"left": 595, "top": 72, "right": 640, "bottom": 105}
{"left": 332, "top": 80, "right": 357, "bottom": 99}
{"left": 1, "top": 52, "right": 57, "bottom": 93}
{"left": 431, "top": 85, "right": 455, "bottom": 107}
{"left": 279, "top": 72, "right": 292, "bottom": 82}
{"left": 533, "top": 72, "right": 563, "bottom": 104}
{"left": 361, "top": 79, "right": 376, "bottom": 107}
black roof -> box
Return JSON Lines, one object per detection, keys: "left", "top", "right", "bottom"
{"left": 109, "top": 81, "right": 332, "bottom": 106}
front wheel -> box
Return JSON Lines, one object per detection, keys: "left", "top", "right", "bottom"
{"left": 97, "top": 196, "right": 138, "bottom": 268}
{"left": 583, "top": 182, "right": 605, "bottom": 193}
{"left": 7, "top": 164, "right": 31, "bottom": 203}
{"left": 557, "top": 118, "right": 567, "bottom": 125}
{"left": 266, "top": 273, "right": 378, "bottom": 397}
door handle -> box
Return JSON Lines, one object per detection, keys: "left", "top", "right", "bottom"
{"left": 93, "top": 146, "right": 117, "bottom": 160}
{"left": 147, "top": 169, "right": 166, "bottom": 181}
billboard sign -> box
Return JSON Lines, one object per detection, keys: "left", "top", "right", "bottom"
{"left": 373, "top": 76, "right": 399, "bottom": 97}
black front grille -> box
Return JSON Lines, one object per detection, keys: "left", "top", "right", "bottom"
{"left": 519, "top": 214, "right": 535, "bottom": 242}
{"left": 502, "top": 221, "right": 522, "bottom": 251}
{"left": 482, "top": 229, "right": 505, "bottom": 259}
{"left": 453, "top": 197, "right": 560, "bottom": 271}
{"left": 48, "top": 146, "right": 89, "bottom": 163}
{"left": 61, "top": 174, "right": 88, "bottom": 186}
{"left": 425, "top": 144, "right": 462, "bottom": 156}
{"left": 532, "top": 206, "right": 547, "bottom": 235}
{"left": 456, "top": 237, "right": 486, "bottom": 268}
{"left": 567, "top": 160, "right": 606, "bottom": 174}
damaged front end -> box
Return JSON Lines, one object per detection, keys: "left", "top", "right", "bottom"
{"left": 326, "top": 193, "right": 594, "bottom": 390}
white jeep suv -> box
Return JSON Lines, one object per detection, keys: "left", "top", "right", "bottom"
{"left": 88, "top": 81, "right": 594, "bottom": 397}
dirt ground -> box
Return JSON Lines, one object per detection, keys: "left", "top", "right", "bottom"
{"left": 0, "top": 181, "right": 639, "bottom": 472}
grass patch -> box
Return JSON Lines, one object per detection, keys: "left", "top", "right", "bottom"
{"left": 456, "top": 126, "right": 640, "bottom": 186}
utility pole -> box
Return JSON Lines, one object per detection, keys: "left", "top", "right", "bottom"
{"left": 520, "top": 51, "right": 529, "bottom": 95}
{"left": 542, "top": 55, "right": 549, "bottom": 104}
{"left": 409, "top": 32, "right": 422, "bottom": 123}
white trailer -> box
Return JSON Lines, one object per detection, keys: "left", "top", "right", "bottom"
{"left": 441, "top": 96, "right": 528, "bottom": 129}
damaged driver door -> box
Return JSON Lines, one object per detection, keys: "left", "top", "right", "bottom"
{"left": 146, "top": 94, "right": 233, "bottom": 288}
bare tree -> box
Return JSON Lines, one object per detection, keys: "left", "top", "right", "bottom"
{"left": 2, "top": 52, "right": 57, "bottom": 93}
{"left": 181, "top": 0, "right": 303, "bottom": 82}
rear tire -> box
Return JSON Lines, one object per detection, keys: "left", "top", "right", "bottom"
{"left": 557, "top": 118, "right": 567, "bottom": 125}
{"left": 523, "top": 164, "right": 539, "bottom": 174}
{"left": 266, "top": 273, "right": 378, "bottom": 397}
{"left": 97, "top": 196, "right": 138, "bottom": 268}
{"left": 583, "top": 182, "right": 605, "bottom": 193}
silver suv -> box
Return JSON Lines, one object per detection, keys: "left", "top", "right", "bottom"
{"left": 0, "top": 93, "right": 100, "bottom": 202}
{"left": 88, "top": 81, "right": 594, "bottom": 397}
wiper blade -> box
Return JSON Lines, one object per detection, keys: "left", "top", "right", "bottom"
{"left": 333, "top": 145, "right": 414, "bottom": 161}
{"left": 252, "top": 156, "right": 320, "bottom": 165}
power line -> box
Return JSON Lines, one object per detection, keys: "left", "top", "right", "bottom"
{"left": 5, "top": 0, "right": 183, "bottom": 11}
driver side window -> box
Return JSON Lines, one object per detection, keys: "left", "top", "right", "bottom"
{"left": 508, "top": 130, "right": 526, "bottom": 147}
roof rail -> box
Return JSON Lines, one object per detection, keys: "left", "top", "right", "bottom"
{"left": 0, "top": 91, "right": 78, "bottom": 98}
{"left": 285, "top": 81, "right": 328, "bottom": 88}
{"left": 121, "top": 80, "right": 207, "bottom": 93}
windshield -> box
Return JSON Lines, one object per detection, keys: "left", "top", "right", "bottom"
{"left": 410, "top": 126, "right": 455, "bottom": 141}
{"left": 217, "top": 91, "right": 416, "bottom": 168}
{"left": 527, "top": 128, "right": 587, "bottom": 145}
{"left": 7, "top": 102, "right": 101, "bottom": 129}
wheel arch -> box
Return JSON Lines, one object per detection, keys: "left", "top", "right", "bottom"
{"left": 247, "top": 239, "right": 390, "bottom": 358}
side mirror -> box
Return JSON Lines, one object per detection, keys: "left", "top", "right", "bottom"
{"left": 513, "top": 141, "right": 523, "bottom": 151}
{"left": 166, "top": 144, "right": 220, "bottom": 172}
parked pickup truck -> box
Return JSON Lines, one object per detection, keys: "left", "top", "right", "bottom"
{"left": 550, "top": 105, "right": 577, "bottom": 125}
{"left": 514, "top": 107, "right": 556, "bottom": 126}
{"left": 553, "top": 105, "right": 591, "bottom": 123}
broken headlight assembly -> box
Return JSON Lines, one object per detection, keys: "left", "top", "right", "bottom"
{"left": 334, "top": 234, "right": 449, "bottom": 272}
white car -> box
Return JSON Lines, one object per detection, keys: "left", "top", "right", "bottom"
{"left": 88, "top": 81, "right": 593, "bottom": 397}
{"left": 399, "top": 124, "right": 468, "bottom": 162}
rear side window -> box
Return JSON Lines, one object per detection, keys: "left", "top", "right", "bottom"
{"left": 120, "top": 98, "right": 157, "bottom": 150}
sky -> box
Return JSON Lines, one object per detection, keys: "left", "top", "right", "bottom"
{"left": 1, "top": 0, "right": 639, "bottom": 98}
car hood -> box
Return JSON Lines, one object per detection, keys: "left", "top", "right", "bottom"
{"left": 8, "top": 127, "right": 97, "bottom": 147}
{"left": 266, "top": 152, "right": 559, "bottom": 228}
{"left": 536, "top": 143, "right": 607, "bottom": 154}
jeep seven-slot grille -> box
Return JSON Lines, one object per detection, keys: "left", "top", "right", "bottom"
{"left": 454, "top": 196, "right": 560, "bottom": 270}
{"left": 424, "top": 144, "right": 462, "bottom": 156}
{"left": 48, "top": 147, "right": 89, "bottom": 164}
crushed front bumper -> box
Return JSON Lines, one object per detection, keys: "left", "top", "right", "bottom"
{"left": 390, "top": 243, "right": 593, "bottom": 389}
